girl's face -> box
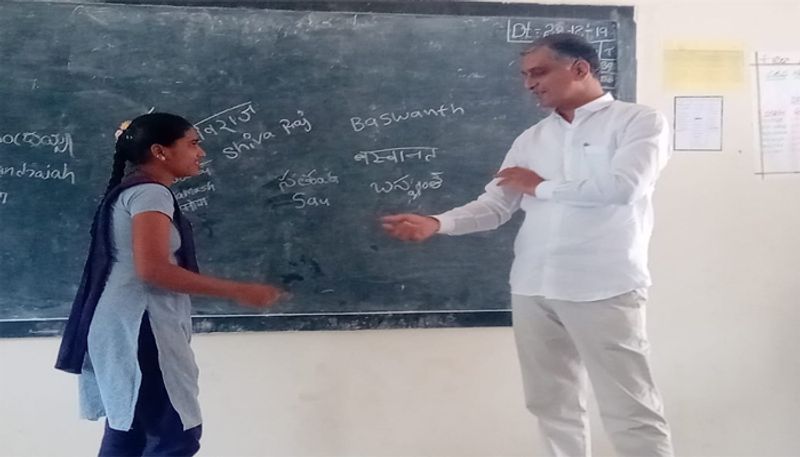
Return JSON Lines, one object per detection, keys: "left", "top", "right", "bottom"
{"left": 158, "top": 128, "right": 205, "bottom": 178}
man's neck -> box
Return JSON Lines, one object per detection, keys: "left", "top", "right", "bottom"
{"left": 556, "top": 89, "right": 606, "bottom": 123}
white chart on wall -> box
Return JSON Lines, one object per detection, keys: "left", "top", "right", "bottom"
{"left": 754, "top": 52, "right": 800, "bottom": 176}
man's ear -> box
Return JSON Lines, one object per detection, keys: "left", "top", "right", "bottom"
{"left": 573, "top": 59, "right": 591, "bottom": 79}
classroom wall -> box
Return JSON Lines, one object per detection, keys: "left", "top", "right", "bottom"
{"left": 2, "top": 0, "right": 800, "bottom": 455}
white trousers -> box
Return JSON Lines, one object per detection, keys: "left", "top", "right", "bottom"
{"left": 512, "top": 291, "right": 673, "bottom": 457}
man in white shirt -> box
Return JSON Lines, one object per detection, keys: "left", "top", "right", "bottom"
{"left": 381, "top": 33, "right": 674, "bottom": 457}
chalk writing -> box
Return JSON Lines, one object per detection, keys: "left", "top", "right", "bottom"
{"left": 370, "top": 172, "right": 443, "bottom": 202}
{"left": 506, "top": 19, "right": 616, "bottom": 43}
{"left": 600, "top": 60, "right": 616, "bottom": 73}
{"left": 0, "top": 162, "right": 75, "bottom": 184}
{"left": 174, "top": 181, "right": 215, "bottom": 200}
{"left": 600, "top": 74, "right": 616, "bottom": 86}
{"left": 0, "top": 132, "right": 74, "bottom": 157}
{"left": 291, "top": 192, "right": 330, "bottom": 209}
{"left": 0, "top": 191, "right": 7, "bottom": 204}
{"left": 354, "top": 147, "right": 437, "bottom": 165}
{"left": 350, "top": 103, "right": 465, "bottom": 132}
{"left": 179, "top": 196, "right": 208, "bottom": 213}
{"left": 279, "top": 111, "right": 313, "bottom": 135}
{"left": 219, "top": 110, "right": 313, "bottom": 159}
{"left": 278, "top": 169, "right": 339, "bottom": 193}
{"left": 222, "top": 131, "right": 277, "bottom": 159}
{"left": 194, "top": 102, "right": 256, "bottom": 141}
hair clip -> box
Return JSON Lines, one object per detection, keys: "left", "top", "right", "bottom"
{"left": 114, "top": 120, "right": 132, "bottom": 140}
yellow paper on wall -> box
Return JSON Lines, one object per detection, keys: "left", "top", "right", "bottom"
{"left": 664, "top": 42, "right": 745, "bottom": 90}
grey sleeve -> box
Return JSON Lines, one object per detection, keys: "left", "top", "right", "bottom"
{"left": 119, "top": 184, "right": 175, "bottom": 220}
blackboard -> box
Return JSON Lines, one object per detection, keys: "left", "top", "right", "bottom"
{"left": 0, "top": 0, "right": 635, "bottom": 337}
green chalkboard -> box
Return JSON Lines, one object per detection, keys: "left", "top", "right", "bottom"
{"left": 0, "top": 0, "right": 635, "bottom": 337}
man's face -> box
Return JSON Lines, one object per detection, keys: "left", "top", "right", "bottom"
{"left": 520, "top": 47, "right": 581, "bottom": 109}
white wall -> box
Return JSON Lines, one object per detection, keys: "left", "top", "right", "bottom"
{"left": 3, "top": 1, "right": 800, "bottom": 456}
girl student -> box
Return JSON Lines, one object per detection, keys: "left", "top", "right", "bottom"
{"left": 56, "top": 112, "right": 286, "bottom": 456}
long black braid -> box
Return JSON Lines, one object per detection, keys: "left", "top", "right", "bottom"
{"left": 104, "top": 131, "right": 130, "bottom": 194}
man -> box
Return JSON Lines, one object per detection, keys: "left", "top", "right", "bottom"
{"left": 381, "top": 33, "right": 674, "bottom": 457}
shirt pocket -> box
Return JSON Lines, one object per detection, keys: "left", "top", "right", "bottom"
{"left": 580, "top": 145, "right": 612, "bottom": 176}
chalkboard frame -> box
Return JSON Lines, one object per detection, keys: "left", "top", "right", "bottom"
{"left": 0, "top": 0, "right": 635, "bottom": 337}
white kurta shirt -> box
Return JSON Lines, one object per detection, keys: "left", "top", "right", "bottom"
{"left": 434, "top": 93, "right": 670, "bottom": 301}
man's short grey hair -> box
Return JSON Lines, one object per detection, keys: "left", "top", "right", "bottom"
{"left": 523, "top": 33, "right": 601, "bottom": 79}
